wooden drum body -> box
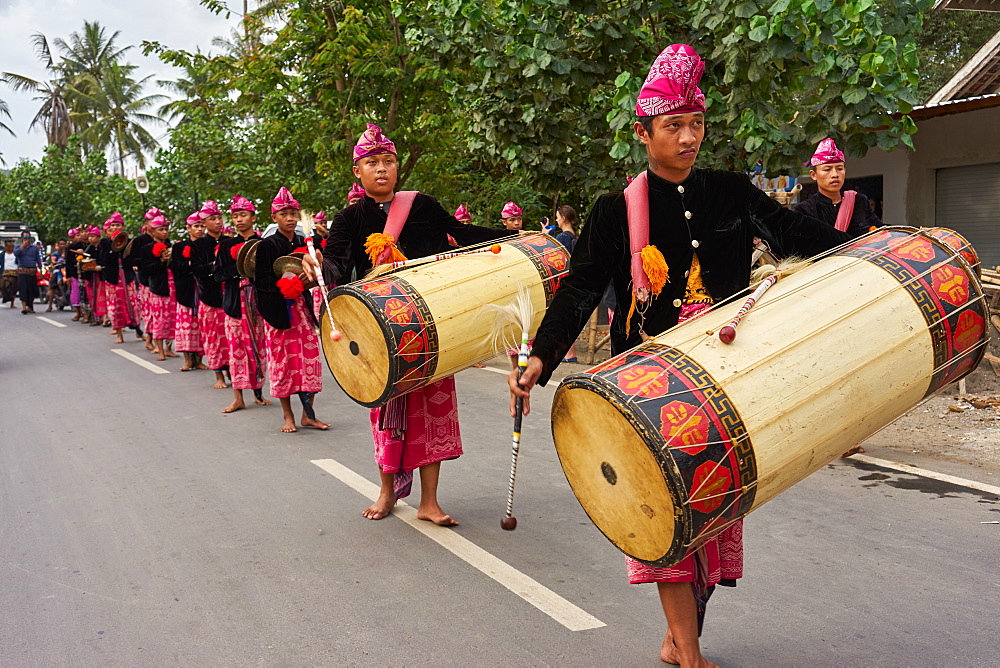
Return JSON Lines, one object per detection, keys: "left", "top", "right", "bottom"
{"left": 323, "top": 234, "right": 568, "bottom": 407}
{"left": 552, "top": 227, "right": 988, "bottom": 567}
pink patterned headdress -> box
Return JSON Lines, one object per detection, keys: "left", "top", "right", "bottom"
{"left": 347, "top": 182, "right": 366, "bottom": 202}
{"left": 103, "top": 211, "right": 125, "bottom": 230}
{"left": 501, "top": 201, "right": 523, "bottom": 219}
{"left": 147, "top": 215, "right": 169, "bottom": 229}
{"left": 144, "top": 207, "right": 163, "bottom": 221}
{"left": 229, "top": 195, "right": 255, "bottom": 213}
{"left": 271, "top": 186, "right": 300, "bottom": 213}
{"left": 353, "top": 123, "right": 396, "bottom": 162}
{"left": 314, "top": 211, "right": 328, "bottom": 224}
{"left": 636, "top": 44, "right": 706, "bottom": 117}
{"left": 68, "top": 227, "right": 79, "bottom": 237}
{"left": 810, "top": 138, "right": 845, "bottom": 167}
{"left": 200, "top": 200, "right": 222, "bottom": 217}
{"left": 186, "top": 212, "right": 204, "bottom": 227}
{"left": 454, "top": 204, "right": 472, "bottom": 221}
{"left": 87, "top": 226, "right": 101, "bottom": 235}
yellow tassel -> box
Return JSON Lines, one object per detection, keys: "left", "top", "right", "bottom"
{"left": 640, "top": 244, "right": 669, "bottom": 297}
{"left": 364, "top": 232, "right": 407, "bottom": 266}
{"left": 625, "top": 292, "right": 638, "bottom": 334}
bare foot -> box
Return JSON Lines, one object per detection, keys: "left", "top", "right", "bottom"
{"left": 280, "top": 416, "right": 298, "bottom": 433}
{"left": 145, "top": 342, "right": 154, "bottom": 351}
{"left": 195, "top": 363, "right": 210, "bottom": 370}
{"left": 114, "top": 334, "right": 124, "bottom": 344}
{"left": 150, "top": 346, "right": 161, "bottom": 356}
{"left": 841, "top": 445, "right": 866, "bottom": 458}
{"left": 416, "top": 503, "right": 459, "bottom": 527}
{"left": 213, "top": 379, "right": 228, "bottom": 389}
{"left": 178, "top": 364, "right": 192, "bottom": 371}
{"left": 163, "top": 350, "right": 179, "bottom": 358}
{"left": 363, "top": 493, "right": 397, "bottom": 520}
{"left": 221, "top": 399, "right": 246, "bottom": 413}
{"left": 254, "top": 396, "right": 272, "bottom": 406}
{"left": 661, "top": 629, "right": 680, "bottom": 665}
{"left": 301, "top": 415, "right": 330, "bottom": 430}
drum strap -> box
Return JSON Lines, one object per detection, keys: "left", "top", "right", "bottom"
{"left": 623, "top": 172, "right": 669, "bottom": 331}
{"left": 834, "top": 190, "right": 856, "bottom": 233}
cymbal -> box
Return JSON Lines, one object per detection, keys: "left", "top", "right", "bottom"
{"left": 121, "top": 239, "right": 135, "bottom": 259}
{"left": 236, "top": 238, "right": 261, "bottom": 279}
{"left": 272, "top": 254, "right": 318, "bottom": 290}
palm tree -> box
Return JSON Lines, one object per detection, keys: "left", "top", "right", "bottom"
{"left": 70, "top": 63, "right": 167, "bottom": 175}
{"left": 53, "top": 21, "right": 132, "bottom": 82}
{"left": 0, "top": 98, "right": 14, "bottom": 136}
{"left": 1, "top": 35, "right": 73, "bottom": 149}
{"left": 156, "top": 50, "right": 219, "bottom": 124}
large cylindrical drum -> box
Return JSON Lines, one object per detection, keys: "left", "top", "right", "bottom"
{"left": 552, "top": 227, "right": 988, "bottom": 567}
{"left": 322, "top": 234, "right": 568, "bottom": 407}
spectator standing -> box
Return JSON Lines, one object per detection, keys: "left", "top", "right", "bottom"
{"left": 2, "top": 239, "right": 17, "bottom": 307}
{"left": 13, "top": 231, "right": 42, "bottom": 313}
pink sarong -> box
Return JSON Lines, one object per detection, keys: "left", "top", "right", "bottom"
{"left": 107, "top": 279, "right": 130, "bottom": 330}
{"left": 198, "top": 304, "right": 230, "bottom": 370}
{"left": 138, "top": 284, "right": 151, "bottom": 329}
{"left": 263, "top": 296, "right": 322, "bottom": 398}
{"left": 147, "top": 274, "right": 176, "bottom": 340}
{"left": 70, "top": 277, "right": 81, "bottom": 307}
{"left": 174, "top": 304, "right": 203, "bottom": 353}
{"left": 91, "top": 275, "right": 107, "bottom": 318}
{"left": 369, "top": 376, "right": 463, "bottom": 474}
{"left": 624, "top": 299, "right": 744, "bottom": 585}
{"left": 225, "top": 291, "right": 265, "bottom": 391}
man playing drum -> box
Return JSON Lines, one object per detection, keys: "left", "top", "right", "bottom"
{"left": 303, "top": 123, "right": 510, "bottom": 526}
{"left": 509, "top": 44, "right": 850, "bottom": 667}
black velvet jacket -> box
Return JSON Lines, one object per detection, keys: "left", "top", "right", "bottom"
{"left": 322, "top": 193, "right": 513, "bottom": 283}
{"left": 170, "top": 239, "right": 197, "bottom": 309}
{"left": 128, "top": 233, "right": 154, "bottom": 286}
{"left": 531, "top": 168, "right": 851, "bottom": 386}
{"left": 794, "top": 191, "right": 883, "bottom": 238}
{"left": 136, "top": 239, "right": 171, "bottom": 297}
{"left": 191, "top": 235, "right": 223, "bottom": 308}
{"left": 254, "top": 230, "right": 306, "bottom": 330}
{"left": 216, "top": 233, "right": 261, "bottom": 319}
{"left": 97, "top": 237, "right": 120, "bottom": 284}
{"left": 65, "top": 241, "right": 85, "bottom": 279}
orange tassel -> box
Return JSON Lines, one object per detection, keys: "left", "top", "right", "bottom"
{"left": 364, "top": 232, "right": 407, "bottom": 266}
{"left": 640, "top": 245, "right": 669, "bottom": 297}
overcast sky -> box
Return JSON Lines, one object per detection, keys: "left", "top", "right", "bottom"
{"left": 0, "top": 0, "right": 240, "bottom": 167}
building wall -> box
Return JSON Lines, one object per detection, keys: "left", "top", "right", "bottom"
{"left": 842, "top": 146, "right": 909, "bottom": 226}
{"left": 907, "top": 104, "right": 1000, "bottom": 228}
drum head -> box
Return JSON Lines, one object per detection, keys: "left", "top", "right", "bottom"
{"left": 321, "top": 291, "right": 391, "bottom": 406}
{"left": 552, "top": 384, "right": 678, "bottom": 564}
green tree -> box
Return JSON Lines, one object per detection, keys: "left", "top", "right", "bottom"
{"left": 1, "top": 35, "right": 74, "bottom": 150}
{"left": 916, "top": 10, "right": 1000, "bottom": 100}
{"left": 70, "top": 62, "right": 167, "bottom": 175}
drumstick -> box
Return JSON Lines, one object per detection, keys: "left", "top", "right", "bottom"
{"left": 502, "top": 331, "right": 530, "bottom": 531}
{"left": 365, "top": 244, "right": 502, "bottom": 279}
{"left": 301, "top": 215, "right": 341, "bottom": 342}
{"left": 719, "top": 273, "right": 777, "bottom": 343}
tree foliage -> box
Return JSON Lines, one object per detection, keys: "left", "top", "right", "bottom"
{"left": 916, "top": 9, "right": 1000, "bottom": 101}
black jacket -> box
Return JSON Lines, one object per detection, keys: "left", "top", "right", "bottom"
{"left": 136, "top": 239, "right": 171, "bottom": 297}
{"left": 531, "top": 168, "right": 850, "bottom": 385}
{"left": 128, "top": 233, "right": 154, "bottom": 286}
{"left": 191, "top": 235, "right": 223, "bottom": 308}
{"left": 254, "top": 230, "right": 305, "bottom": 330}
{"left": 170, "top": 239, "right": 197, "bottom": 309}
{"left": 97, "top": 237, "right": 120, "bottom": 284}
{"left": 793, "top": 191, "right": 883, "bottom": 238}
{"left": 322, "top": 193, "right": 513, "bottom": 284}
{"left": 216, "top": 233, "right": 260, "bottom": 319}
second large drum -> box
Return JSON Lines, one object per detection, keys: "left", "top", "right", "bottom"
{"left": 322, "top": 233, "right": 568, "bottom": 407}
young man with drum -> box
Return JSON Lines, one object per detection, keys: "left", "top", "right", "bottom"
{"left": 509, "top": 44, "right": 850, "bottom": 667}
{"left": 303, "top": 123, "right": 510, "bottom": 526}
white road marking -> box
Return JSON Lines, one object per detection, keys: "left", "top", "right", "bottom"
{"left": 311, "top": 458, "right": 605, "bottom": 632}
{"left": 110, "top": 349, "right": 170, "bottom": 375}
{"left": 36, "top": 316, "right": 67, "bottom": 328}
{"left": 852, "top": 454, "right": 1000, "bottom": 496}
{"left": 475, "top": 365, "right": 511, "bottom": 376}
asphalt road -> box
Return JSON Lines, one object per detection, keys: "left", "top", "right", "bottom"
{"left": 1, "top": 306, "right": 998, "bottom": 666}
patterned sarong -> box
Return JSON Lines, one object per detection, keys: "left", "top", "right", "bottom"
{"left": 198, "top": 304, "right": 230, "bottom": 370}
{"left": 369, "top": 376, "right": 463, "bottom": 481}
{"left": 263, "top": 296, "right": 322, "bottom": 398}
{"left": 107, "top": 277, "right": 130, "bottom": 330}
{"left": 225, "top": 307, "right": 265, "bottom": 391}
{"left": 147, "top": 274, "right": 176, "bottom": 340}
{"left": 174, "top": 304, "right": 204, "bottom": 353}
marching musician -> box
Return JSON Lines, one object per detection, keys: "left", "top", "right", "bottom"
{"left": 509, "top": 44, "right": 850, "bottom": 667}
{"left": 171, "top": 212, "right": 209, "bottom": 372}
{"left": 794, "top": 138, "right": 883, "bottom": 238}
{"left": 65, "top": 228, "right": 86, "bottom": 321}
{"left": 253, "top": 187, "right": 328, "bottom": 434}
{"left": 97, "top": 212, "right": 129, "bottom": 344}
{"left": 136, "top": 214, "right": 178, "bottom": 361}
{"left": 191, "top": 201, "right": 231, "bottom": 390}
{"left": 217, "top": 195, "right": 270, "bottom": 414}
{"left": 129, "top": 210, "right": 160, "bottom": 350}
{"left": 305, "top": 123, "right": 511, "bottom": 526}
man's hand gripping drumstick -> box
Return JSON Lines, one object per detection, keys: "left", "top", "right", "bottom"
{"left": 508, "top": 356, "right": 544, "bottom": 417}
{"left": 299, "top": 247, "right": 341, "bottom": 341}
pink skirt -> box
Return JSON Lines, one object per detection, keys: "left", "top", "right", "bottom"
{"left": 91, "top": 275, "right": 108, "bottom": 318}
{"left": 263, "top": 296, "right": 322, "bottom": 398}
{"left": 626, "top": 521, "right": 743, "bottom": 585}
{"left": 369, "top": 376, "right": 463, "bottom": 473}
{"left": 70, "top": 277, "right": 81, "bottom": 307}
{"left": 174, "top": 304, "right": 203, "bottom": 353}
{"left": 138, "top": 284, "right": 151, "bottom": 329}
{"left": 225, "top": 310, "right": 265, "bottom": 391}
{"left": 147, "top": 277, "right": 176, "bottom": 340}
{"left": 107, "top": 280, "right": 130, "bottom": 330}
{"left": 197, "top": 304, "right": 230, "bottom": 370}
